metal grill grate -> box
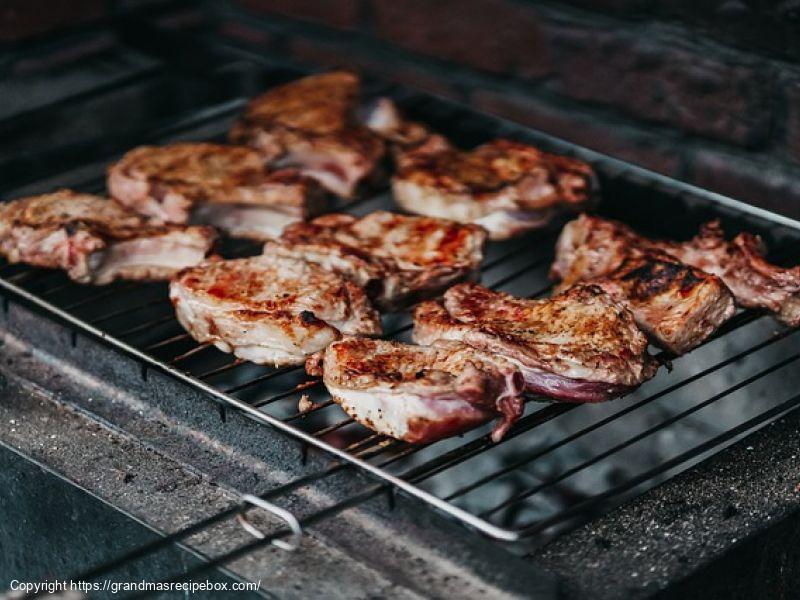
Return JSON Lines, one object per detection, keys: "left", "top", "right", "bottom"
{"left": 3, "top": 43, "right": 800, "bottom": 554}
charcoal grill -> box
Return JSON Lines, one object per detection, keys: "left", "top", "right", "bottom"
{"left": 2, "top": 11, "right": 800, "bottom": 600}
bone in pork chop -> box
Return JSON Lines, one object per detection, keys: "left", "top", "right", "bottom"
{"left": 108, "top": 143, "right": 324, "bottom": 240}
{"left": 551, "top": 215, "right": 740, "bottom": 353}
{"left": 307, "top": 338, "right": 524, "bottom": 443}
{"left": 170, "top": 255, "right": 382, "bottom": 366}
{"left": 229, "top": 71, "right": 385, "bottom": 199}
{"left": 266, "top": 211, "right": 486, "bottom": 311}
{"left": 413, "top": 282, "right": 657, "bottom": 402}
{"left": 0, "top": 190, "right": 216, "bottom": 284}
{"left": 392, "top": 138, "right": 596, "bottom": 240}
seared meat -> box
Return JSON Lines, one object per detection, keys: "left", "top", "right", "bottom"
{"left": 654, "top": 220, "right": 800, "bottom": 327}
{"left": 229, "top": 71, "right": 385, "bottom": 199}
{"left": 266, "top": 211, "right": 486, "bottom": 310}
{"left": 0, "top": 190, "right": 215, "bottom": 284}
{"left": 392, "top": 139, "right": 596, "bottom": 240}
{"left": 108, "top": 143, "right": 324, "bottom": 240}
{"left": 551, "top": 215, "right": 740, "bottom": 353}
{"left": 307, "top": 338, "right": 524, "bottom": 443}
{"left": 551, "top": 214, "right": 636, "bottom": 286}
{"left": 584, "top": 255, "right": 736, "bottom": 355}
{"left": 170, "top": 255, "right": 381, "bottom": 366}
{"left": 413, "top": 282, "right": 657, "bottom": 402}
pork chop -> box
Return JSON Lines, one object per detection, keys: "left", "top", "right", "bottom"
{"left": 413, "top": 282, "right": 657, "bottom": 402}
{"left": 0, "top": 190, "right": 216, "bottom": 284}
{"left": 170, "top": 255, "right": 382, "bottom": 366}
{"left": 229, "top": 71, "right": 385, "bottom": 199}
{"left": 393, "top": 139, "right": 596, "bottom": 240}
{"left": 584, "top": 254, "right": 736, "bottom": 355}
{"left": 551, "top": 215, "right": 740, "bottom": 353}
{"left": 108, "top": 142, "right": 324, "bottom": 240}
{"left": 266, "top": 211, "right": 486, "bottom": 310}
{"left": 654, "top": 220, "right": 800, "bottom": 327}
{"left": 307, "top": 338, "right": 524, "bottom": 443}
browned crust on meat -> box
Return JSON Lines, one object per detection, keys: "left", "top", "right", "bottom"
{"left": 396, "top": 139, "right": 595, "bottom": 208}
{"left": 108, "top": 142, "right": 322, "bottom": 223}
{"left": 280, "top": 211, "right": 486, "bottom": 268}
{"left": 551, "top": 215, "right": 800, "bottom": 336}
{"left": 413, "top": 282, "right": 657, "bottom": 388}
{"left": 0, "top": 189, "right": 217, "bottom": 241}
{"left": 658, "top": 219, "right": 800, "bottom": 326}
{"left": 0, "top": 190, "right": 216, "bottom": 283}
{"left": 174, "top": 257, "right": 366, "bottom": 318}
{"left": 315, "top": 337, "right": 524, "bottom": 443}
{"left": 172, "top": 255, "right": 382, "bottom": 338}
{"left": 272, "top": 211, "right": 486, "bottom": 309}
{"left": 233, "top": 71, "right": 361, "bottom": 136}
{"left": 616, "top": 256, "right": 711, "bottom": 301}
{"left": 550, "top": 214, "right": 740, "bottom": 352}
{"left": 447, "top": 282, "right": 648, "bottom": 356}
{"left": 0, "top": 190, "right": 165, "bottom": 239}
{"left": 228, "top": 71, "right": 385, "bottom": 173}
{"left": 588, "top": 254, "right": 736, "bottom": 354}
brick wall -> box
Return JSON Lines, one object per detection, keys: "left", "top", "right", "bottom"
{"left": 0, "top": 0, "right": 183, "bottom": 43}
{"left": 213, "top": 0, "right": 800, "bottom": 220}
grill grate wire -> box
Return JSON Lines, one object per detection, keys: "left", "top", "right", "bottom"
{"left": 4, "top": 194, "right": 798, "bottom": 539}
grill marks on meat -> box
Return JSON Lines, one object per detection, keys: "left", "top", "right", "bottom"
{"left": 413, "top": 282, "right": 657, "bottom": 402}
{"left": 654, "top": 220, "right": 800, "bottom": 327}
{"left": 108, "top": 143, "right": 324, "bottom": 240}
{"left": 266, "top": 211, "right": 486, "bottom": 310}
{"left": 392, "top": 138, "right": 597, "bottom": 240}
{"left": 586, "top": 255, "right": 736, "bottom": 355}
{"left": 308, "top": 338, "right": 524, "bottom": 443}
{"left": 551, "top": 214, "right": 743, "bottom": 353}
{"left": 169, "top": 255, "right": 382, "bottom": 366}
{"left": 229, "top": 71, "right": 385, "bottom": 199}
{"left": 0, "top": 190, "right": 216, "bottom": 284}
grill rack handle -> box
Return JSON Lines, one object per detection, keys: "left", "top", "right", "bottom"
{"left": 236, "top": 494, "right": 303, "bottom": 551}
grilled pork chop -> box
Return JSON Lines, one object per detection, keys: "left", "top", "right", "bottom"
{"left": 551, "top": 215, "right": 740, "bottom": 353}
{"left": 108, "top": 143, "right": 324, "bottom": 240}
{"left": 307, "top": 338, "right": 524, "bottom": 443}
{"left": 0, "top": 190, "right": 215, "bottom": 284}
{"left": 392, "top": 138, "right": 596, "bottom": 240}
{"left": 654, "top": 220, "right": 800, "bottom": 327}
{"left": 229, "top": 71, "right": 385, "bottom": 199}
{"left": 170, "top": 255, "right": 382, "bottom": 366}
{"left": 413, "top": 283, "right": 657, "bottom": 402}
{"left": 265, "top": 211, "right": 486, "bottom": 311}
{"left": 583, "top": 254, "right": 736, "bottom": 355}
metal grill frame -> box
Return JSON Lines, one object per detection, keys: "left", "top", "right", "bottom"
{"left": 2, "top": 29, "right": 800, "bottom": 548}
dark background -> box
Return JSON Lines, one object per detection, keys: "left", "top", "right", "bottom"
{"left": 3, "top": 0, "right": 800, "bottom": 219}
